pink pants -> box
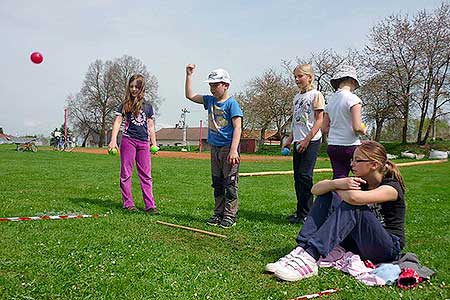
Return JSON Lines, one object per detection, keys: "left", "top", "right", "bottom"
{"left": 120, "top": 136, "right": 156, "bottom": 210}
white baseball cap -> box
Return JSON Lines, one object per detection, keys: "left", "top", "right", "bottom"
{"left": 203, "top": 68, "right": 231, "bottom": 84}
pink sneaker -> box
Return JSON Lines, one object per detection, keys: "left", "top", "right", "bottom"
{"left": 274, "top": 251, "right": 318, "bottom": 281}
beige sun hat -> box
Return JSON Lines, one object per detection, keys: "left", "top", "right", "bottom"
{"left": 330, "top": 65, "right": 360, "bottom": 90}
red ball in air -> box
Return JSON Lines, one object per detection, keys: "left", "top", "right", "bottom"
{"left": 30, "top": 52, "right": 44, "bottom": 64}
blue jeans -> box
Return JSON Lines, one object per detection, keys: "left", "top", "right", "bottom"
{"left": 296, "top": 192, "right": 401, "bottom": 263}
{"left": 293, "top": 139, "right": 321, "bottom": 218}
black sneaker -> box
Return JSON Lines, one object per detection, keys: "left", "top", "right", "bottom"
{"left": 219, "top": 218, "right": 236, "bottom": 229}
{"left": 287, "top": 214, "right": 305, "bottom": 224}
{"left": 206, "top": 214, "right": 222, "bottom": 226}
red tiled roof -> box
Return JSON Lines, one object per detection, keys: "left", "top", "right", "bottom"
{"left": 156, "top": 127, "right": 280, "bottom": 141}
{"left": 156, "top": 127, "right": 208, "bottom": 140}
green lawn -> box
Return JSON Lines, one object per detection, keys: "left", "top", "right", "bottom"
{"left": 0, "top": 144, "right": 449, "bottom": 299}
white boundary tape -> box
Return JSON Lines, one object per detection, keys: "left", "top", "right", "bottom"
{"left": 289, "top": 288, "right": 338, "bottom": 300}
{"left": 0, "top": 214, "right": 103, "bottom": 222}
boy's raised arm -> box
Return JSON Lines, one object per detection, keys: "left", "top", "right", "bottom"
{"left": 185, "top": 64, "right": 204, "bottom": 104}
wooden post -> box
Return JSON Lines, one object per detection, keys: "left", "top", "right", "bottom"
{"left": 199, "top": 120, "right": 203, "bottom": 152}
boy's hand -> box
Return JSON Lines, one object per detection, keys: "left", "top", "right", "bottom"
{"left": 186, "top": 64, "right": 196, "bottom": 75}
{"left": 227, "top": 149, "right": 240, "bottom": 166}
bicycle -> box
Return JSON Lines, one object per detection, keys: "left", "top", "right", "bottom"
{"left": 16, "top": 140, "right": 38, "bottom": 152}
{"left": 63, "top": 139, "right": 76, "bottom": 152}
{"left": 53, "top": 136, "right": 75, "bottom": 152}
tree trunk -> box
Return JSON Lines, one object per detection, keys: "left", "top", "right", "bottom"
{"left": 81, "top": 129, "right": 90, "bottom": 147}
{"left": 375, "top": 120, "right": 383, "bottom": 142}
{"left": 431, "top": 118, "right": 436, "bottom": 141}
{"left": 99, "top": 124, "right": 106, "bottom": 147}
{"left": 421, "top": 115, "right": 435, "bottom": 145}
{"left": 401, "top": 98, "right": 409, "bottom": 144}
{"left": 260, "top": 128, "right": 266, "bottom": 145}
{"left": 416, "top": 94, "right": 430, "bottom": 144}
{"left": 416, "top": 114, "right": 425, "bottom": 144}
{"left": 401, "top": 118, "right": 408, "bottom": 144}
{"left": 99, "top": 133, "right": 105, "bottom": 147}
{"left": 421, "top": 92, "right": 441, "bottom": 145}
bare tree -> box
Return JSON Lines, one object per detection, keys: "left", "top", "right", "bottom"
{"left": 413, "top": 3, "right": 450, "bottom": 144}
{"left": 358, "top": 74, "right": 401, "bottom": 141}
{"left": 67, "top": 56, "right": 160, "bottom": 147}
{"left": 109, "top": 55, "right": 161, "bottom": 110}
{"left": 234, "top": 90, "right": 260, "bottom": 132}
{"left": 237, "top": 68, "right": 296, "bottom": 144}
{"left": 75, "top": 59, "right": 117, "bottom": 147}
{"left": 365, "top": 14, "right": 419, "bottom": 144}
{"left": 66, "top": 93, "right": 94, "bottom": 146}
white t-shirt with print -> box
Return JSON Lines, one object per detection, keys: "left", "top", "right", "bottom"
{"left": 292, "top": 89, "right": 325, "bottom": 142}
{"left": 325, "top": 89, "right": 362, "bottom": 146}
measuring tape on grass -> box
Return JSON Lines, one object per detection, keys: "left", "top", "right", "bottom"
{"left": 0, "top": 214, "right": 103, "bottom": 222}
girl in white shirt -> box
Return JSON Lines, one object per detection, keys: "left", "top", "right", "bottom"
{"left": 282, "top": 64, "right": 324, "bottom": 223}
{"left": 322, "top": 65, "right": 366, "bottom": 179}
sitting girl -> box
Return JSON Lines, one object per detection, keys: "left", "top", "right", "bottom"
{"left": 266, "top": 141, "right": 406, "bottom": 281}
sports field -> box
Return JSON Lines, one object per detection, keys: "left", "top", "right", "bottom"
{"left": 0, "top": 144, "right": 448, "bottom": 299}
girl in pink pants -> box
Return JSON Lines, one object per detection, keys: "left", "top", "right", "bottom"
{"left": 109, "top": 74, "right": 159, "bottom": 214}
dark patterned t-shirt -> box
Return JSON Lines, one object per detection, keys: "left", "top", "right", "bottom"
{"left": 116, "top": 102, "right": 154, "bottom": 141}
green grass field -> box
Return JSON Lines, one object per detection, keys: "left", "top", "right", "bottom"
{"left": 0, "top": 144, "right": 449, "bottom": 299}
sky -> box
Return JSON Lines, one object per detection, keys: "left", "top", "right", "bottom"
{"left": 0, "top": 0, "right": 444, "bottom": 136}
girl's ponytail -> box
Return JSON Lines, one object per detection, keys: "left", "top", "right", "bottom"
{"left": 385, "top": 160, "right": 406, "bottom": 192}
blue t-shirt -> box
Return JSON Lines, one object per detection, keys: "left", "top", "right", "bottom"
{"left": 116, "top": 102, "right": 154, "bottom": 141}
{"left": 203, "top": 95, "right": 243, "bottom": 146}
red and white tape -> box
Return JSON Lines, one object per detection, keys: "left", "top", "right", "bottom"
{"left": 0, "top": 214, "right": 103, "bottom": 222}
{"left": 289, "top": 289, "right": 338, "bottom": 300}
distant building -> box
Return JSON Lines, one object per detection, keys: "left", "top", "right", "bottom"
{"left": 0, "top": 129, "right": 46, "bottom": 146}
{"left": 156, "top": 127, "right": 281, "bottom": 152}
{"left": 81, "top": 129, "right": 114, "bottom": 147}
{"left": 156, "top": 127, "right": 208, "bottom": 148}
{"left": 241, "top": 129, "right": 280, "bottom": 145}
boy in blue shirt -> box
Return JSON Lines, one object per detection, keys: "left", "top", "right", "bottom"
{"left": 185, "top": 64, "right": 243, "bottom": 228}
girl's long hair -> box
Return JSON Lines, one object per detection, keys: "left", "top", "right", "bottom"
{"left": 123, "top": 74, "right": 145, "bottom": 117}
{"left": 358, "top": 141, "right": 406, "bottom": 192}
{"left": 294, "top": 64, "right": 315, "bottom": 92}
